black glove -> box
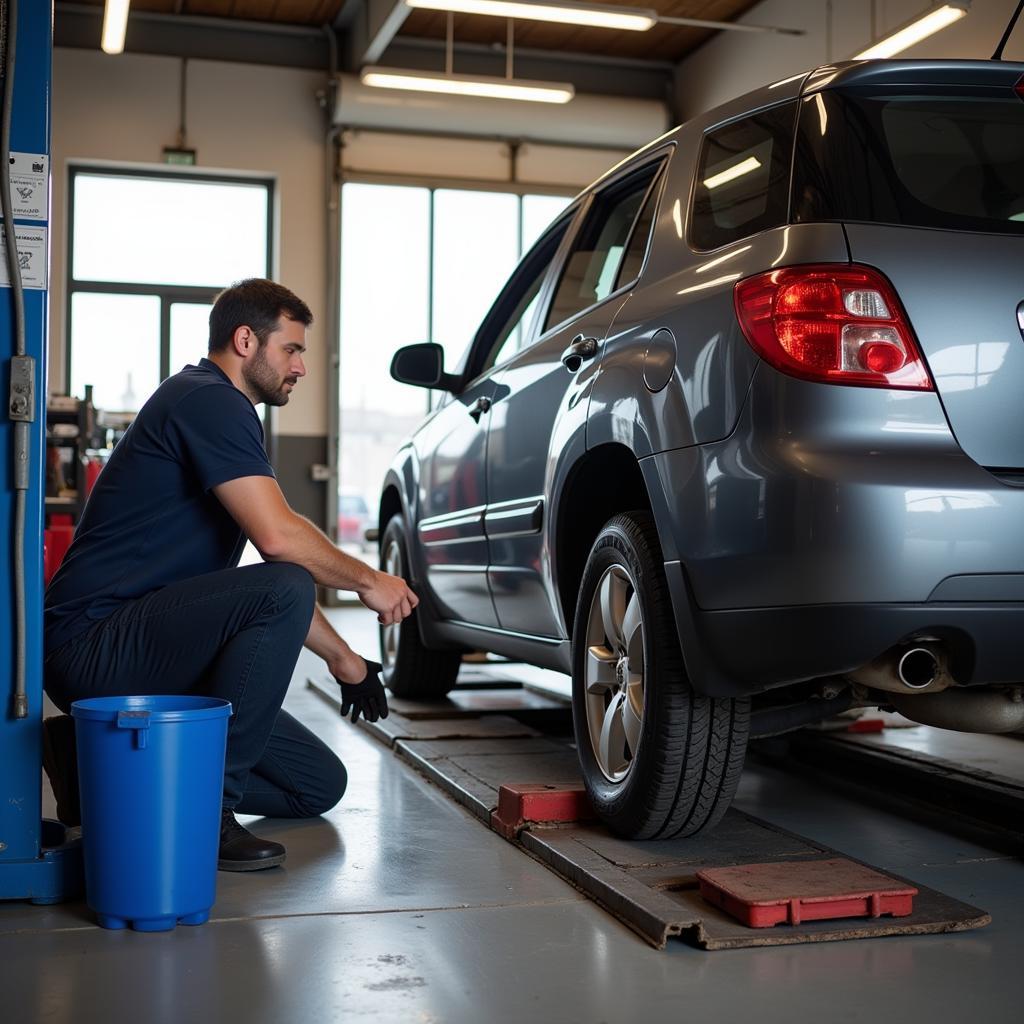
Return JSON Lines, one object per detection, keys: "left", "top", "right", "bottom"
{"left": 337, "top": 659, "right": 389, "bottom": 724}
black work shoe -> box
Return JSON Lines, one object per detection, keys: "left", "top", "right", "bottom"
{"left": 42, "top": 714, "right": 81, "bottom": 828}
{"left": 218, "top": 809, "right": 286, "bottom": 872}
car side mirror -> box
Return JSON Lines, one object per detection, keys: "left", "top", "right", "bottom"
{"left": 390, "top": 343, "right": 457, "bottom": 391}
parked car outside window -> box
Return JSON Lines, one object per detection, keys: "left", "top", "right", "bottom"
{"left": 337, "top": 492, "right": 374, "bottom": 551}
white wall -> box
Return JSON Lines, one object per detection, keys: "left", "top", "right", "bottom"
{"left": 676, "top": 0, "right": 1024, "bottom": 120}
{"left": 51, "top": 48, "right": 330, "bottom": 436}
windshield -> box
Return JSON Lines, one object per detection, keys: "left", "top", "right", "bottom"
{"left": 792, "top": 87, "right": 1024, "bottom": 235}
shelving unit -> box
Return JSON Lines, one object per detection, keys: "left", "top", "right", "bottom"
{"left": 45, "top": 386, "right": 100, "bottom": 526}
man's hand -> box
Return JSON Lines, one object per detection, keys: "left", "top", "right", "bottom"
{"left": 336, "top": 659, "right": 389, "bottom": 724}
{"left": 359, "top": 569, "right": 419, "bottom": 625}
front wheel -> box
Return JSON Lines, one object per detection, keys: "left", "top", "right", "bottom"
{"left": 379, "top": 515, "right": 462, "bottom": 700}
{"left": 571, "top": 511, "right": 749, "bottom": 839}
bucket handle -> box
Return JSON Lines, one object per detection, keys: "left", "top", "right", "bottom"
{"left": 117, "top": 710, "right": 151, "bottom": 749}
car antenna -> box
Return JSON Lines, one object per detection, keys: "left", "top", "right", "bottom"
{"left": 992, "top": 0, "right": 1024, "bottom": 60}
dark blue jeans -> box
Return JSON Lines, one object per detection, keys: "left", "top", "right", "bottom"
{"left": 44, "top": 562, "right": 346, "bottom": 816}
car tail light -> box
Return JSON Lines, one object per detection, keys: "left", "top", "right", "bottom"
{"left": 734, "top": 264, "right": 933, "bottom": 390}
{"left": 1016, "top": 74, "right": 1024, "bottom": 100}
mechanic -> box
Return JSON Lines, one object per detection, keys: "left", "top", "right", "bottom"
{"left": 42, "top": 278, "right": 417, "bottom": 871}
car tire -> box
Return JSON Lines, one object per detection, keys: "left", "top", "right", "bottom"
{"left": 571, "top": 511, "right": 750, "bottom": 839}
{"left": 379, "top": 514, "right": 462, "bottom": 700}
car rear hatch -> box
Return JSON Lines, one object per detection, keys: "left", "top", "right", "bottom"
{"left": 792, "top": 63, "right": 1024, "bottom": 470}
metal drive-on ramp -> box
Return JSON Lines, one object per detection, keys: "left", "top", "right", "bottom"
{"left": 308, "top": 677, "right": 989, "bottom": 950}
{"left": 753, "top": 728, "right": 1024, "bottom": 852}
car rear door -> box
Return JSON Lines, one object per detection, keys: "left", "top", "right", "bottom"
{"left": 486, "top": 158, "right": 668, "bottom": 638}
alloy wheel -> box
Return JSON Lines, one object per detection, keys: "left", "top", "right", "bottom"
{"left": 583, "top": 564, "right": 645, "bottom": 783}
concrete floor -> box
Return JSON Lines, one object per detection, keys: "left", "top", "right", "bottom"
{"left": 2, "top": 609, "right": 1022, "bottom": 1023}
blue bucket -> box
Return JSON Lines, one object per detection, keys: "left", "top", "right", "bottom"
{"left": 70, "top": 695, "right": 232, "bottom": 932}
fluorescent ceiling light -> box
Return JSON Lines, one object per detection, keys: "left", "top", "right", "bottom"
{"left": 703, "top": 156, "right": 761, "bottom": 190}
{"left": 361, "top": 67, "right": 574, "bottom": 103}
{"left": 405, "top": 0, "right": 656, "bottom": 31}
{"left": 101, "top": 0, "right": 131, "bottom": 55}
{"left": 854, "top": 3, "right": 968, "bottom": 60}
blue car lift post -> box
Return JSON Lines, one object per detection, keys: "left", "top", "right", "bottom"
{"left": 0, "top": 1, "right": 82, "bottom": 904}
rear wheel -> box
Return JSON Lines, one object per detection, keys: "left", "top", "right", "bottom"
{"left": 571, "top": 511, "right": 750, "bottom": 839}
{"left": 379, "top": 515, "right": 462, "bottom": 700}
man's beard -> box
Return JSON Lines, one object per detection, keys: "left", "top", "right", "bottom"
{"left": 242, "top": 346, "right": 296, "bottom": 407}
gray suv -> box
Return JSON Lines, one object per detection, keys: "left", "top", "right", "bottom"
{"left": 378, "top": 59, "right": 1024, "bottom": 839}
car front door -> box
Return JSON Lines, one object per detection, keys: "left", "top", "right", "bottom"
{"left": 486, "top": 158, "right": 669, "bottom": 638}
{"left": 413, "top": 211, "right": 575, "bottom": 627}
{"left": 412, "top": 377, "right": 502, "bottom": 626}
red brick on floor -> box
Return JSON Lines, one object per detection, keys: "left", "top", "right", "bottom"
{"left": 491, "top": 784, "right": 595, "bottom": 840}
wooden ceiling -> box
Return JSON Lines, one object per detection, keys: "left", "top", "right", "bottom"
{"left": 72, "top": 0, "right": 768, "bottom": 63}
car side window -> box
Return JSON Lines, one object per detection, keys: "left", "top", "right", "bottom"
{"left": 479, "top": 215, "right": 573, "bottom": 374}
{"left": 690, "top": 102, "right": 796, "bottom": 251}
{"left": 613, "top": 166, "right": 666, "bottom": 291}
{"left": 544, "top": 163, "right": 663, "bottom": 332}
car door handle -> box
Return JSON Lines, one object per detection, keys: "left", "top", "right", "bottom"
{"left": 468, "top": 396, "right": 492, "bottom": 422}
{"left": 561, "top": 335, "right": 599, "bottom": 373}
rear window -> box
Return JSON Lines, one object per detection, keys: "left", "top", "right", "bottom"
{"left": 792, "top": 88, "right": 1024, "bottom": 235}
{"left": 690, "top": 103, "right": 795, "bottom": 251}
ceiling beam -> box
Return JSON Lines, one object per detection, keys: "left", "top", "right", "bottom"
{"left": 356, "top": 0, "right": 411, "bottom": 66}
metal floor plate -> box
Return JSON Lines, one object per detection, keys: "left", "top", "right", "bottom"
{"left": 521, "top": 822, "right": 988, "bottom": 949}
{"left": 308, "top": 678, "right": 991, "bottom": 949}
{"left": 755, "top": 730, "right": 1024, "bottom": 851}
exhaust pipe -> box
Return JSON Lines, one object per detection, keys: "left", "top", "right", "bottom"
{"left": 848, "top": 641, "right": 951, "bottom": 695}
{"left": 850, "top": 641, "right": 1024, "bottom": 732}
{"left": 889, "top": 689, "right": 1024, "bottom": 734}
{"left": 896, "top": 647, "right": 940, "bottom": 689}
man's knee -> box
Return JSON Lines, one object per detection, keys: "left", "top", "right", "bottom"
{"left": 299, "top": 753, "right": 347, "bottom": 817}
{"left": 263, "top": 562, "right": 315, "bottom": 620}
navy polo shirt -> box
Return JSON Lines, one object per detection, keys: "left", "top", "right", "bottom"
{"left": 44, "top": 358, "right": 275, "bottom": 655}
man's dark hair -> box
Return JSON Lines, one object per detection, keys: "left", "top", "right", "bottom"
{"left": 208, "top": 278, "right": 313, "bottom": 353}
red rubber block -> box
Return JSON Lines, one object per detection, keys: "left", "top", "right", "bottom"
{"left": 696, "top": 858, "right": 917, "bottom": 928}
{"left": 847, "top": 718, "right": 886, "bottom": 733}
{"left": 491, "top": 784, "right": 594, "bottom": 840}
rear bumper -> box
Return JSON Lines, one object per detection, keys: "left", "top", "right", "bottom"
{"left": 639, "top": 365, "right": 1024, "bottom": 696}
{"left": 644, "top": 367, "right": 1024, "bottom": 611}
{"left": 665, "top": 559, "right": 1024, "bottom": 696}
